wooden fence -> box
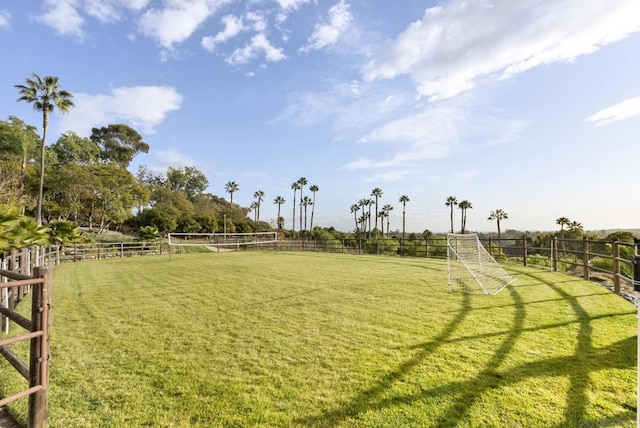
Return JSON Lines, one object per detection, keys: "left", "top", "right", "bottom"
{"left": 0, "top": 248, "right": 52, "bottom": 428}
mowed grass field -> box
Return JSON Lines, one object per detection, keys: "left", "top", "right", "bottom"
{"left": 1, "top": 251, "right": 637, "bottom": 427}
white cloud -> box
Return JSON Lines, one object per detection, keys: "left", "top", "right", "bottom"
{"left": 275, "top": 0, "right": 313, "bottom": 11}
{"left": 301, "top": 0, "right": 353, "bottom": 52}
{"left": 36, "top": 0, "right": 85, "bottom": 37}
{"left": 226, "top": 33, "right": 286, "bottom": 64}
{"left": 82, "top": 0, "right": 150, "bottom": 23}
{"left": 585, "top": 97, "right": 640, "bottom": 126}
{"left": 0, "top": 10, "right": 10, "bottom": 28}
{"left": 363, "top": 0, "right": 640, "bottom": 101}
{"left": 57, "top": 85, "right": 183, "bottom": 136}
{"left": 202, "top": 14, "right": 244, "bottom": 52}
{"left": 138, "top": 0, "right": 231, "bottom": 49}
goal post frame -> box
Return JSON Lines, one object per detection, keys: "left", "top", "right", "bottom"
{"left": 447, "top": 233, "right": 515, "bottom": 295}
{"left": 167, "top": 231, "right": 278, "bottom": 250}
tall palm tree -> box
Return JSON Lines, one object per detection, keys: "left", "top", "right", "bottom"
{"left": 15, "top": 73, "right": 75, "bottom": 225}
{"left": 309, "top": 184, "right": 319, "bottom": 231}
{"left": 488, "top": 209, "right": 509, "bottom": 243}
{"left": 291, "top": 182, "right": 300, "bottom": 237}
{"left": 225, "top": 181, "right": 239, "bottom": 204}
{"left": 371, "top": 188, "right": 383, "bottom": 234}
{"left": 301, "top": 196, "right": 312, "bottom": 233}
{"left": 377, "top": 211, "right": 386, "bottom": 235}
{"left": 253, "top": 190, "right": 264, "bottom": 222}
{"left": 365, "top": 199, "right": 373, "bottom": 238}
{"left": 350, "top": 204, "right": 359, "bottom": 234}
{"left": 249, "top": 201, "right": 258, "bottom": 222}
{"left": 381, "top": 204, "right": 393, "bottom": 236}
{"left": 358, "top": 198, "right": 368, "bottom": 236}
{"left": 399, "top": 195, "right": 409, "bottom": 255}
{"left": 445, "top": 196, "right": 458, "bottom": 234}
{"left": 458, "top": 200, "right": 472, "bottom": 233}
{"left": 297, "top": 177, "right": 307, "bottom": 233}
{"left": 274, "top": 196, "right": 285, "bottom": 233}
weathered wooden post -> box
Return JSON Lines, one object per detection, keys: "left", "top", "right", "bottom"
{"left": 522, "top": 236, "right": 528, "bottom": 267}
{"left": 29, "top": 266, "right": 51, "bottom": 428}
{"left": 552, "top": 237, "right": 558, "bottom": 272}
{"left": 612, "top": 240, "right": 620, "bottom": 295}
{"left": 582, "top": 237, "right": 589, "bottom": 281}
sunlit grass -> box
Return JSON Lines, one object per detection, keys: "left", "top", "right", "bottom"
{"left": 1, "top": 251, "right": 636, "bottom": 427}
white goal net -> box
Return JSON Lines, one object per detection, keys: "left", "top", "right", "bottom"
{"left": 447, "top": 233, "right": 515, "bottom": 295}
{"left": 167, "top": 232, "right": 278, "bottom": 252}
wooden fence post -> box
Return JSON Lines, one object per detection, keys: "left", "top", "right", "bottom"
{"left": 582, "top": 237, "right": 590, "bottom": 281}
{"left": 552, "top": 237, "right": 558, "bottom": 272}
{"left": 522, "top": 236, "right": 528, "bottom": 267}
{"left": 28, "top": 266, "right": 52, "bottom": 428}
{"left": 612, "top": 240, "right": 620, "bottom": 295}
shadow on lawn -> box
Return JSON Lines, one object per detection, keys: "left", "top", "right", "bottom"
{"left": 295, "top": 270, "right": 636, "bottom": 427}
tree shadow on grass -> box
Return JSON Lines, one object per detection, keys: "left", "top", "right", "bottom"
{"left": 295, "top": 270, "right": 636, "bottom": 427}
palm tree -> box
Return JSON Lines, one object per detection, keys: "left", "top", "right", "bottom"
{"left": 423, "top": 229, "right": 433, "bottom": 257}
{"left": 377, "top": 211, "right": 387, "bottom": 235}
{"left": 358, "top": 198, "right": 368, "bottom": 236}
{"left": 309, "top": 184, "right": 319, "bottom": 231}
{"left": 297, "top": 177, "right": 307, "bottom": 233}
{"left": 365, "top": 199, "right": 373, "bottom": 238}
{"left": 249, "top": 201, "right": 258, "bottom": 222}
{"left": 445, "top": 196, "right": 458, "bottom": 234}
{"left": 301, "top": 196, "right": 312, "bottom": 233}
{"left": 381, "top": 204, "right": 393, "bottom": 236}
{"left": 458, "top": 200, "right": 472, "bottom": 233}
{"left": 225, "top": 181, "right": 239, "bottom": 204}
{"left": 15, "top": 73, "right": 75, "bottom": 225}
{"left": 253, "top": 190, "right": 265, "bottom": 222}
{"left": 350, "top": 204, "right": 359, "bottom": 233}
{"left": 568, "top": 220, "right": 583, "bottom": 235}
{"left": 488, "top": 209, "right": 509, "bottom": 244}
{"left": 371, "top": 188, "right": 383, "bottom": 234}
{"left": 399, "top": 195, "right": 409, "bottom": 255}
{"left": 274, "top": 196, "right": 285, "bottom": 233}
{"left": 556, "top": 217, "right": 570, "bottom": 236}
{"left": 291, "top": 182, "right": 300, "bottom": 238}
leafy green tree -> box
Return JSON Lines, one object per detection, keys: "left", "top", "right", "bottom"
{"left": 488, "top": 209, "right": 509, "bottom": 242}
{"left": 48, "top": 220, "right": 83, "bottom": 246}
{"left": 371, "top": 188, "right": 383, "bottom": 233}
{"left": 15, "top": 73, "right": 75, "bottom": 225}
{"left": 90, "top": 124, "right": 149, "bottom": 167}
{"left": 309, "top": 184, "right": 319, "bottom": 230}
{"left": 138, "top": 225, "right": 161, "bottom": 241}
{"left": 50, "top": 131, "right": 100, "bottom": 165}
{"left": 225, "top": 181, "right": 239, "bottom": 204}
{"left": 0, "top": 116, "right": 40, "bottom": 175}
{"left": 399, "top": 195, "right": 409, "bottom": 255}
{"left": 445, "top": 196, "right": 458, "bottom": 233}
{"left": 167, "top": 166, "right": 209, "bottom": 199}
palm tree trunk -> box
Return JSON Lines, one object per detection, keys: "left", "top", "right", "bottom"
{"left": 37, "top": 111, "right": 50, "bottom": 226}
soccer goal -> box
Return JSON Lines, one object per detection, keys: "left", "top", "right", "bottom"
{"left": 447, "top": 233, "right": 515, "bottom": 295}
{"left": 167, "top": 232, "right": 278, "bottom": 252}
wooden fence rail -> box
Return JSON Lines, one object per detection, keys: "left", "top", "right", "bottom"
{"left": 0, "top": 265, "right": 51, "bottom": 428}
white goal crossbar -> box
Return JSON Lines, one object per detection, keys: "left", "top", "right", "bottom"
{"left": 167, "top": 232, "right": 278, "bottom": 250}
{"left": 447, "top": 233, "right": 515, "bottom": 295}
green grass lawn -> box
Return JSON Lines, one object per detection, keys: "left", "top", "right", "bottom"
{"left": 1, "top": 251, "right": 636, "bottom": 427}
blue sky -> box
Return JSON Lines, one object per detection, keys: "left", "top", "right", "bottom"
{"left": 1, "top": 0, "right": 640, "bottom": 234}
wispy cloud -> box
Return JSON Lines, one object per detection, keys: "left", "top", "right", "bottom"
{"left": 0, "top": 10, "right": 10, "bottom": 28}
{"left": 201, "top": 11, "right": 268, "bottom": 53}
{"left": 36, "top": 0, "right": 150, "bottom": 36}
{"left": 363, "top": 0, "right": 640, "bottom": 101}
{"left": 585, "top": 97, "right": 640, "bottom": 126}
{"left": 275, "top": 0, "right": 313, "bottom": 12}
{"left": 300, "top": 0, "right": 353, "bottom": 52}
{"left": 57, "top": 85, "right": 183, "bottom": 136}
